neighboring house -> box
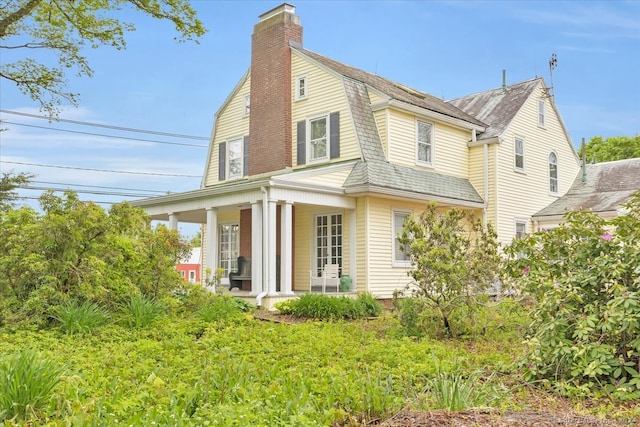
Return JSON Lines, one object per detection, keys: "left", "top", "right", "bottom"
{"left": 176, "top": 247, "right": 202, "bottom": 283}
{"left": 533, "top": 157, "right": 640, "bottom": 229}
{"left": 132, "top": 3, "right": 580, "bottom": 308}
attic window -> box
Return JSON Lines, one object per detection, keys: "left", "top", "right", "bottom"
{"left": 514, "top": 137, "right": 525, "bottom": 172}
{"left": 538, "top": 99, "right": 545, "bottom": 128}
{"left": 243, "top": 94, "right": 250, "bottom": 116}
{"left": 296, "top": 75, "right": 307, "bottom": 100}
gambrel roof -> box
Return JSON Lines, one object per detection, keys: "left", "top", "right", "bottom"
{"left": 295, "top": 47, "right": 486, "bottom": 128}
{"left": 533, "top": 157, "right": 640, "bottom": 218}
{"left": 448, "top": 78, "right": 542, "bottom": 140}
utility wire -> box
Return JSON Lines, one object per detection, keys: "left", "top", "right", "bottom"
{"left": 0, "top": 109, "right": 209, "bottom": 140}
{"left": 31, "top": 180, "right": 168, "bottom": 194}
{"left": 1, "top": 121, "right": 208, "bottom": 148}
{"left": 2, "top": 161, "right": 202, "bottom": 177}
{"left": 23, "top": 185, "right": 158, "bottom": 198}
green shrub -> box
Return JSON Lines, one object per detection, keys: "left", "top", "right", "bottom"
{"left": 275, "top": 293, "right": 383, "bottom": 320}
{"left": 198, "top": 295, "right": 251, "bottom": 322}
{"left": 503, "top": 192, "right": 640, "bottom": 398}
{"left": 122, "top": 295, "right": 165, "bottom": 328}
{"left": 52, "top": 300, "right": 109, "bottom": 334}
{"left": 0, "top": 350, "right": 63, "bottom": 421}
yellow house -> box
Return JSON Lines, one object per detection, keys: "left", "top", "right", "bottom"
{"left": 132, "top": 3, "right": 580, "bottom": 308}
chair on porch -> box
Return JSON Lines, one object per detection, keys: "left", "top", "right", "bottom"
{"left": 310, "top": 263, "right": 340, "bottom": 293}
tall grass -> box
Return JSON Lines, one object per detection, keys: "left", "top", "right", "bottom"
{"left": 0, "top": 350, "right": 63, "bottom": 421}
{"left": 427, "top": 370, "right": 503, "bottom": 411}
{"left": 52, "top": 300, "right": 109, "bottom": 334}
{"left": 122, "top": 295, "right": 165, "bottom": 328}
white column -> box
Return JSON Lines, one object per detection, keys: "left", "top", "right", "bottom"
{"left": 280, "top": 201, "right": 293, "bottom": 295}
{"left": 251, "top": 202, "right": 263, "bottom": 296}
{"left": 267, "top": 199, "right": 278, "bottom": 295}
{"left": 349, "top": 209, "right": 357, "bottom": 291}
{"left": 205, "top": 208, "right": 218, "bottom": 284}
{"left": 168, "top": 212, "right": 179, "bottom": 231}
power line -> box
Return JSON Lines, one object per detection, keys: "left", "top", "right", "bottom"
{"left": 23, "top": 185, "right": 156, "bottom": 198}
{"left": 1, "top": 121, "right": 208, "bottom": 148}
{"left": 2, "top": 161, "right": 202, "bottom": 177}
{"left": 31, "top": 180, "right": 168, "bottom": 194}
{"left": 0, "top": 109, "right": 209, "bottom": 140}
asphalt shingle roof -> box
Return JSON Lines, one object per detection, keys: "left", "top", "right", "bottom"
{"left": 448, "top": 78, "right": 542, "bottom": 140}
{"left": 533, "top": 157, "right": 640, "bottom": 217}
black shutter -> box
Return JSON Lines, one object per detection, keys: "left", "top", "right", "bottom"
{"left": 330, "top": 112, "right": 340, "bottom": 159}
{"left": 218, "top": 142, "right": 226, "bottom": 181}
{"left": 297, "top": 120, "right": 306, "bottom": 165}
{"left": 243, "top": 136, "right": 249, "bottom": 176}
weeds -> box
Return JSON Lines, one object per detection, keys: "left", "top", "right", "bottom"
{"left": 52, "top": 300, "right": 109, "bottom": 334}
{"left": 0, "top": 350, "right": 63, "bottom": 421}
{"left": 122, "top": 295, "right": 164, "bottom": 328}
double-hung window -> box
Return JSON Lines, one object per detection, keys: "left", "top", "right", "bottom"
{"left": 538, "top": 99, "right": 545, "bottom": 128}
{"left": 515, "top": 220, "right": 527, "bottom": 239}
{"left": 393, "top": 211, "right": 411, "bottom": 266}
{"left": 514, "top": 137, "right": 525, "bottom": 172}
{"left": 314, "top": 213, "right": 342, "bottom": 276}
{"left": 308, "top": 115, "right": 328, "bottom": 162}
{"left": 549, "top": 152, "right": 558, "bottom": 194}
{"left": 227, "top": 137, "right": 243, "bottom": 179}
{"left": 296, "top": 75, "right": 307, "bottom": 100}
{"left": 416, "top": 120, "right": 433, "bottom": 166}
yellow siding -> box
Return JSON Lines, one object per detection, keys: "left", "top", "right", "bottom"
{"left": 292, "top": 204, "right": 351, "bottom": 292}
{"left": 373, "top": 109, "right": 388, "bottom": 158}
{"left": 368, "top": 89, "right": 386, "bottom": 105}
{"left": 291, "top": 53, "right": 360, "bottom": 166}
{"left": 468, "top": 145, "right": 485, "bottom": 199}
{"left": 494, "top": 82, "right": 580, "bottom": 246}
{"left": 386, "top": 109, "right": 470, "bottom": 178}
{"left": 204, "top": 77, "right": 251, "bottom": 186}
{"left": 355, "top": 197, "right": 369, "bottom": 292}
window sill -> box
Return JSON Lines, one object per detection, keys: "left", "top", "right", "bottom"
{"left": 393, "top": 261, "right": 412, "bottom": 269}
{"left": 514, "top": 168, "right": 527, "bottom": 175}
{"left": 416, "top": 161, "right": 434, "bottom": 169}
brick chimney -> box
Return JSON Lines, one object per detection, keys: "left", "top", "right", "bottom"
{"left": 249, "top": 3, "right": 302, "bottom": 175}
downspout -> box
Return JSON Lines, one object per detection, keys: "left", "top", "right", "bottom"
{"left": 256, "top": 186, "right": 269, "bottom": 306}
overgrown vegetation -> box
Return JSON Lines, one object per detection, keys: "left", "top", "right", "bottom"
{"left": 0, "top": 191, "right": 190, "bottom": 327}
{"left": 275, "top": 292, "right": 383, "bottom": 319}
{"left": 396, "top": 203, "right": 501, "bottom": 337}
{"left": 503, "top": 192, "right": 640, "bottom": 399}
{"left": 53, "top": 300, "right": 110, "bottom": 335}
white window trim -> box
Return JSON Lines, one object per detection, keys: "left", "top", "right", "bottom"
{"left": 311, "top": 212, "right": 343, "bottom": 276}
{"left": 415, "top": 119, "right": 435, "bottom": 168}
{"left": 307, "top": 113, "right": 330, "bottom": 164}
{"left": 392, "top": 210, "right": 412, "bottom": 268}
{"left": 218, "top": 222, "right": 239, "bottom": 286}
{"left": 243, "top": 94, "right": 250, "bottom": 117}
{"left": 188, "top": 270, "right": 196, "bottom": 283}
{"left": 514, "top": 136, "right": 526, "bottom": 173}
{"left": 548, "top": 151, "right": 559, "bottom": 195}
{"left": 538, "top": 99, "right": 546, "bottom": 128}
{"left": 514, "top": 219, "right": 528, "bottom": 240}
{"left": 295, "top": 74, "right": 308, "bottom": 101}
{"left": 226, "top": 137, "right": 244, "bottom": 180}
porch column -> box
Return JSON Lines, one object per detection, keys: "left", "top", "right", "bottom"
{"left": 349, "top": 209, "right": 357, "bottom": 290}
{"left": 168, "top": 212, "right": 179, "bottom": 231}
{"left": 280, "top": 201, "right": 293, "bottom": 295}
{"left": 205, "top": 207, "right": 218, "bottom": 284}
{"left": 267, "top": 199, "right": 278, "bottom": 295}
{"left": 250, "top": 201, "right": 263, "bottom": 296}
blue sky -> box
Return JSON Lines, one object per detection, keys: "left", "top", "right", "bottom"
{"left": 1, "top": 0, "right": 638, "bottom": 238}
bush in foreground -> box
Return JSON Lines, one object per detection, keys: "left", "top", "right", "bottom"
{"left": 275, "top": 293, "right": 383, "bottom": 320}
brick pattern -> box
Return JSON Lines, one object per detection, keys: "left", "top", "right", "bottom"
{"left": 249, "top": 10, "right": 302, "bottom": 175}
{"left": 239, "top": 209, "right": 252, "bottom": 257}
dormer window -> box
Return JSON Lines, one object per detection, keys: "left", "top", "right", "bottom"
{"left": 296, "top": 75, "right": 307, "bottom": 100}
{"left": 308, "top": 114, "right": 328, "bottom": 162}
{"left": 227, "top": 137, "right": 244, "bottom": 179}
{"left": 243, "top": 94, "right": 250, "bottom": 116}
{"left": 416, "top": 120, "right": 434, "bottom": 167}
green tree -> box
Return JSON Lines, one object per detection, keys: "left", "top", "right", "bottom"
{"left": 503, "top": 192, "right": 640, "bottom": 398}
{"left": 579, "top": 135, "right": 640, "bottom": 163}
{"left": 397, "top": 203, "right": 501, "bottom": 337}
{"left": 0, "top": 172, "right": 32, "bottom": 211}
{"left": 0, "top": 0, "right": 206, "bottom": 115}
{"left": 0, "top": 190, "right": 190, "bottom": 325}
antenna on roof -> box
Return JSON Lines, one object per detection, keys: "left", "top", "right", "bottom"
{"left": 543, "top": 53, "right": 557, "bottom": 99}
